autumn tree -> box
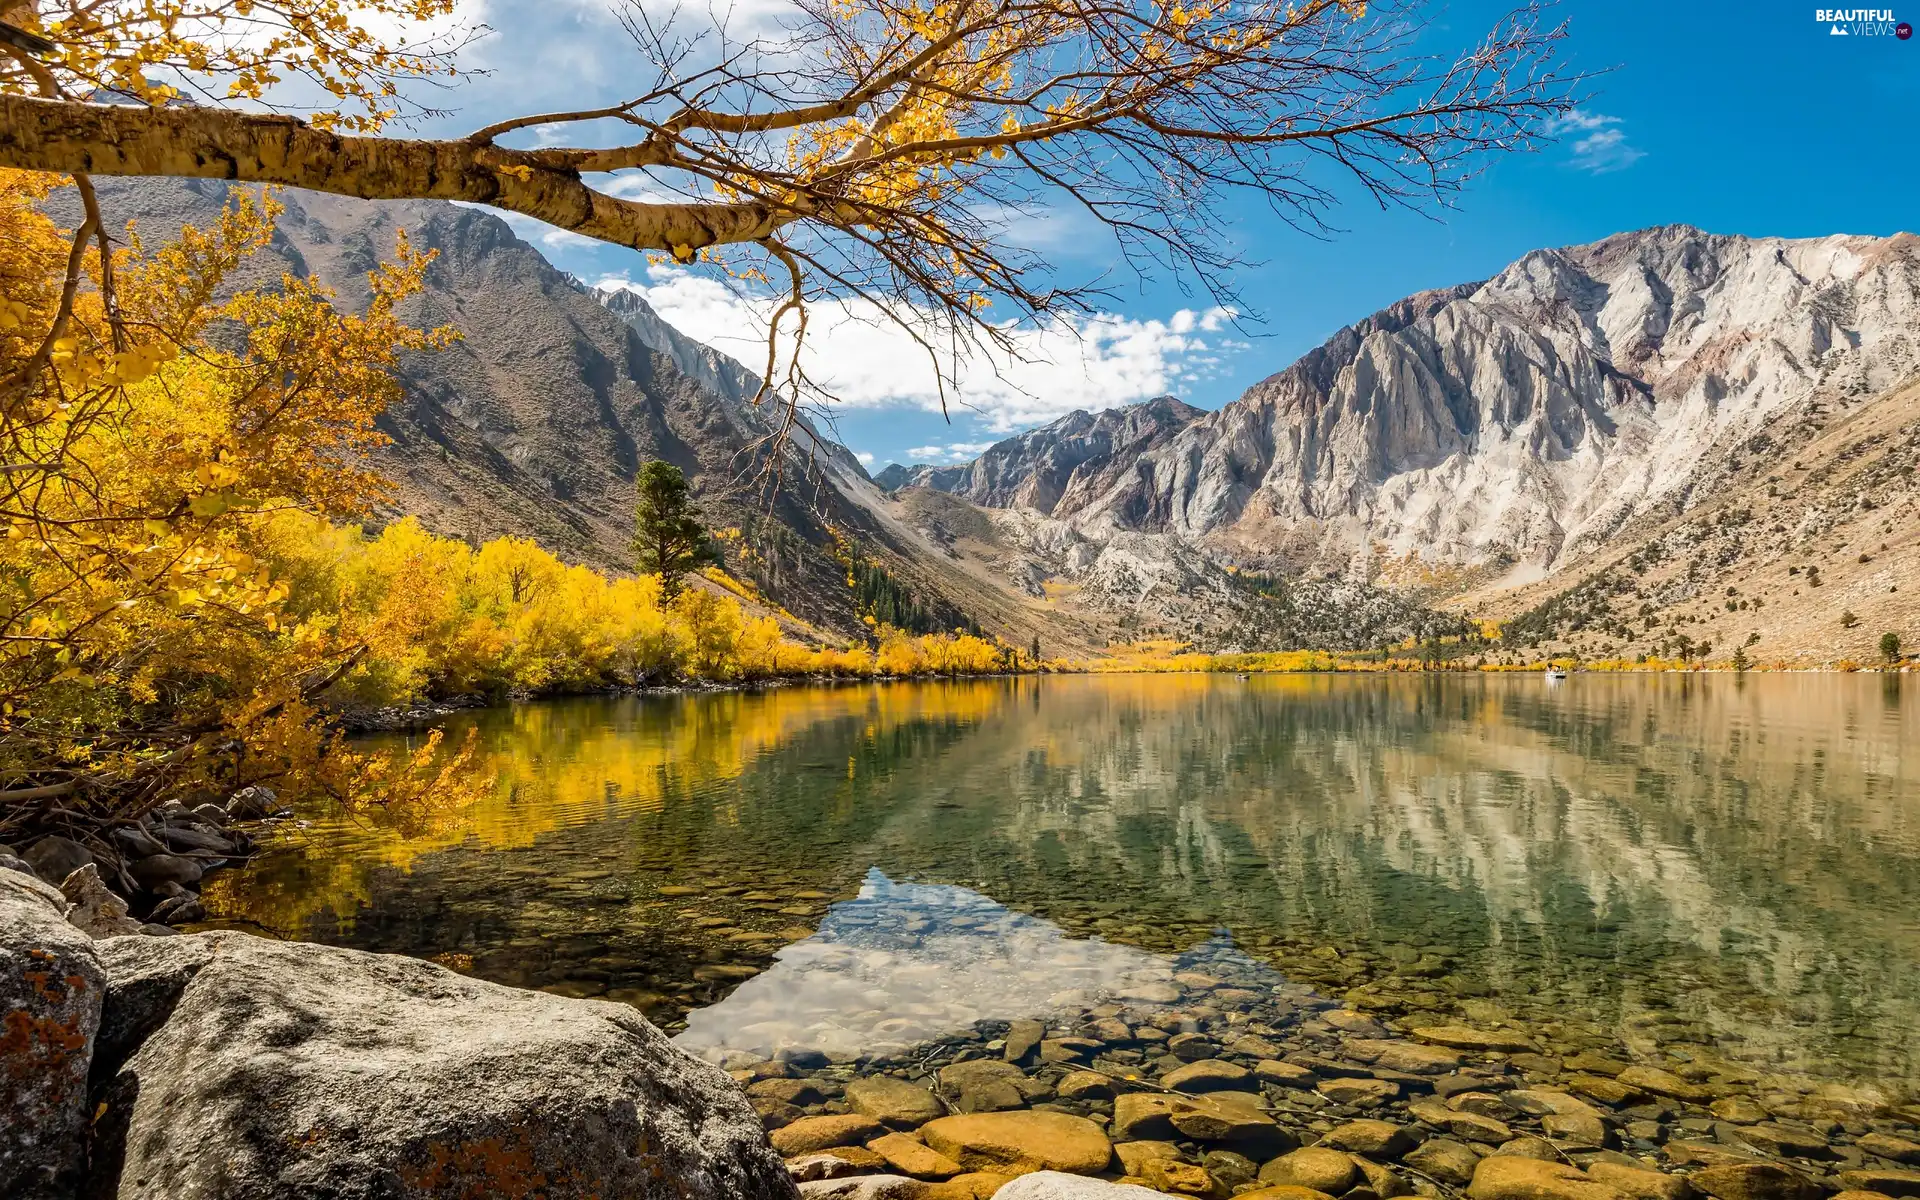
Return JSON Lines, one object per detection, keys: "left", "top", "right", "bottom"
{"left": 0, "top": 0, "right": 1582, "bottom": 417}
{"left": 0, "top": 179, "right": 478, "bottom": 839}
{"left": 633, "top": 461, "right": 719, "bottom": 600}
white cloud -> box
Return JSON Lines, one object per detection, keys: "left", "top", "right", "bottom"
{"left": 854, "top": 451, "right": 875, "bottom": 465}
{"left": 597, "top": 268, "right": 1241, "bottom": 431}
{"left": 905, "top": 442, "right": 995, "bottom": 464}
{"left": 1548, "top": 111, "right": 1646, "bottom": 174}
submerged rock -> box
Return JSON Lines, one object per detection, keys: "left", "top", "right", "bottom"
{"left": 1259, "top": 1147, "right": 1360, "bottom": 1193}
{"left": 1405, "top": 1138, "right": 1482, "bottom": 1185}
{"left": 866, "top": 1132, "right": 963, "bottom": 1179}
{"left": 1688, "top": 1164, "right": 1822, "bottom": 1200}
{"left": 1837, "top": 1171, "right": 1920, "bottom": 1199}
{"left": 846, "top": 1076, "right": 947, "bottom": 1127}
{"left": 992, "top": 1172, "right": 1163, "bottom": 1198}
{"left": 1467, "top": 1156, "right": 1627, "bottom": 1200}
{"left": 1319, "top": 1119, "right": 1416, "bottom": 1158}
{"left": 771, "top": 1115, "right": 888, "bottom": 1156}
{"left": 91, "top": 931, "right": 798, "bottom": 1199}
{"left": 939, "top": 1059, "right": 1041, "bottom": 1113}
{"left": 1585, "top": 1162, "right": 1693, "bottom": 1200}
{"left": 919, "top": 1110, "right": 1113, "bottom": 1175}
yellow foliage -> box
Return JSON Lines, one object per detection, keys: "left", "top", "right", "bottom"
{"left": 258, "top": 513, "right": 1009, "bottom": 705}
{"left": 0, "top": 174, "right": 475, "bottom": 821}
{"left": 6, "top": 0, "right": 464, "bottom": 132}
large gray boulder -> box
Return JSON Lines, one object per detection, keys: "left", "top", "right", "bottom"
{"left": 90, "top": 931, "right": 799, "bottom": 1199}
{"left": 0, "top": 868, "right": 105, "bottom": 1199}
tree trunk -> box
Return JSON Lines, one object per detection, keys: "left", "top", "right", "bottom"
{"left": 0, "top": 94, "right": 785, "bottom": 251}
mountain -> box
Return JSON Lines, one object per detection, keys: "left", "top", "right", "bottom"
{"left": 882, "top": 225, "right": 1920, "bottom": 661}
{"left": 878, "top": 396, "right": 1203, "bottom": 511}
{"left": 957, "top": 226, "right": 1920, "bottom": 577}
{"left": 82, "top": 181, "right": 1912, "bottom": 662}
{"left": 62, "top": 178, "right": 972, "bottom": 638}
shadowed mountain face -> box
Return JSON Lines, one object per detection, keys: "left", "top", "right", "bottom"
{"left": 69, "top": 179, "right": 932, "bottom": 633}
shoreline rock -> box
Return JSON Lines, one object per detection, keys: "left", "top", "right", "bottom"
{"left": 1, "top": 870, "right": 105, "bottom": 1199}
{"left": 3, "top": 873, "right": 802, "bottom": 1200}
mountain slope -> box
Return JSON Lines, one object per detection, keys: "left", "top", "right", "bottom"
{"left": 874, "top": 225, "right": 1920, "bottom": 655}
{"left": 878, "top": 396, "right": 1203, "bottom": 513}
{"left": 71, "top": 179, "right": 980, "bottom": 637}
{"left": 1484, "top": 373, "right": 1920, "bottom": 666}
{"left": 915, "top": 226, "right": 1920, "bottom": 587}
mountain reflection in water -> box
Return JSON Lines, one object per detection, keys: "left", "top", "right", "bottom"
{"left": 202, "top": 674, "right": 1920, "bottom": 1090}
{"left": 675, "top": 869, "right": 1293, "bottom": 1061}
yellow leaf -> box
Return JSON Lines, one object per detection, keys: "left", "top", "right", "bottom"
{"left": 188, "top": 492, "right": 233, "bottom": 518}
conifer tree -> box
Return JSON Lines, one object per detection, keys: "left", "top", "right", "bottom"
{"left": 632, "top": 462, "right": 719, "bottom": 600}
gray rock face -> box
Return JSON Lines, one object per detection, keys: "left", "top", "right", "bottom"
{"left": 23, "top": 835, "right": 93, "bottom": 884}
{"left": 93, "top": 931, "right": 799, "bottom": 1199}
{"left": 794, "top": 1177, "right": 929, "bottom": 1198}
{"left": 90, "top": 934, "right": 217, "bottom": 1076}
{"left": 882, "top": 396, "right": 1202, "bottom": 515}
{"left": 124, "top": 854, "right": 202, "bottom": 890}
{"left": 0, "top": 868, "right": 105, "bottom": 1199}
{"left": 58, "top": 864, "right": 147, "bottom": 938}
{"left": 906, "top": 226, "right": 1920, "bottom": 587}
{"left": 223, "top": 785, "right": 281, "bottom": 820}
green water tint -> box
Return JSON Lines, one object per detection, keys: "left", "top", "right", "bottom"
{"left": 200, "top": 673, "right": 1920, "bottom": 1094}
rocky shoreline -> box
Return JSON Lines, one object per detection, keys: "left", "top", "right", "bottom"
{"left": 698, "top": 939, "right": 1920, "bottom": 1200}
{"left": 7, "top": 843, "right": 1918, "bottom": 1200}
{"left": 3, "top": 784, "right": 287, "bottom": 936}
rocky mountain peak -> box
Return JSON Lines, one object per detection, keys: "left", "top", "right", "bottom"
{"left": 878, "top": 394, "right": 1205, "bottom": 514}
{"left": 915, "top": 223, "right": 1920, "bottom": 592}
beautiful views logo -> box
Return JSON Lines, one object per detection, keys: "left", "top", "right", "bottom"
{"left": 1816, "top": 7, "right": 1906, "bottom": 34}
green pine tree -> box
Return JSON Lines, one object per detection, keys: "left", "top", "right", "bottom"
{"left": 632, "top": 462, "right": 719, "bottom": 600}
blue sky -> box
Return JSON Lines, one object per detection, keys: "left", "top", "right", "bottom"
{"left": 435, "top": 0, "right": 1916, "bottom": 469}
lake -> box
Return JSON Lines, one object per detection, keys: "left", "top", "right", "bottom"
{"left": 202, "top": 673, "right": 1920, "bottom": 1097}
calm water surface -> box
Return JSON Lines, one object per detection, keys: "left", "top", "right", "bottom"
{"left": 202, "top": 674, "right": 1920, "bottom": 1094}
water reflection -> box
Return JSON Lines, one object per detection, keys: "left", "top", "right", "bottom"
{"left": 202, "top": 674, "right": 1920, "bottom": 1091}
{"left": 678, "top": 869, "right": 1209, "bottom": 1061}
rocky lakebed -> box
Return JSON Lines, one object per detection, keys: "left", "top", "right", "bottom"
{"left": 6, "top": 831, "right": 1920, "bottom": 1200}
{"left": 8, "top": 678, "right": 1920, "bottom": 1199}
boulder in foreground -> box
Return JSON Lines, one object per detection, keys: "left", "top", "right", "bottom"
{"left": 0, "top": 870, "right": 104, "bottom": 1200}
{"left": 93, "top": 930, "right": 798, "bottom": 1199}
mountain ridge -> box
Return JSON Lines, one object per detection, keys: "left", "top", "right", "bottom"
{"left": 76, "top": 180, "right": 1920, "bottom": 662}
{"left": 874, "top": 222, "right": 1920, "bottom": 659}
